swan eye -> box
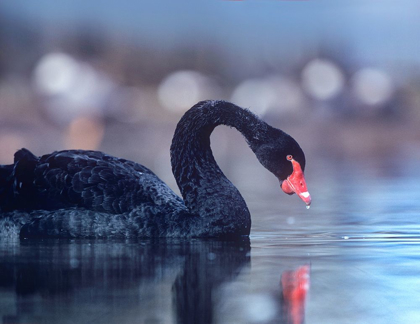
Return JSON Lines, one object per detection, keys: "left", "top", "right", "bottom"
{"left": 286, "top": 155, "right": 293, "bottom": 161}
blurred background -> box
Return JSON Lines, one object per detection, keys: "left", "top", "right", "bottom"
{"left": 0, "top": 0, "right": 420, "bottom": 199}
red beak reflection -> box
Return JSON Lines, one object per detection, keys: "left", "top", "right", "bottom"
{"left": 281, "top": 265, "right": 311, "bottom": 324}
{"left": 281, "top": 156, "right": 311, "bottom": 207}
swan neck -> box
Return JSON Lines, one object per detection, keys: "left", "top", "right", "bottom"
{"left": 170, "top": 101, "right": 266, "bottom": 235}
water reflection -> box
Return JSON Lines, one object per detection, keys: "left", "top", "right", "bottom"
{"left": 2, "top": 155, "right": 420, "bottom": 323}
{"left": 0, "top": 239, "right": 250, "bottom": 324}
{"left": 280, "top": 265, "right": 310, "bottom": 324}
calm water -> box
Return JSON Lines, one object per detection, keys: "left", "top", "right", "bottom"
{"left": 1, "top": 155, "right": 420, "bottom": 324}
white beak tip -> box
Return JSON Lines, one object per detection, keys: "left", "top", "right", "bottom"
{"left": 300, "top": 191, "right": 310, "bottom": 198}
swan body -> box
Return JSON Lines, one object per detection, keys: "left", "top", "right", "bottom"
{"left": 0, "top": 100, "right": 310, "bottom": 239}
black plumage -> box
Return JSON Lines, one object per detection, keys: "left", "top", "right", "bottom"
{"left": 0, "top": 100, "right": 307, "bottom": 239}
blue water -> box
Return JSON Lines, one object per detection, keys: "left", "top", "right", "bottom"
{"left": 1, "top": 154, "right": 420, "bottom": 324}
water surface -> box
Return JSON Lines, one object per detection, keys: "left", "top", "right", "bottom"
{"left": 1, "top": 155, "right": 420, "bottom": 324}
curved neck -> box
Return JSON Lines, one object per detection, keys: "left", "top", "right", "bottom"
{"left": 170, "top": 100, "right": 271, "bottom": 236}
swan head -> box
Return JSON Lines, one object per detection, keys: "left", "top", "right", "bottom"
{"left": 253, "top": 129, "right": 311, "bottom": 207}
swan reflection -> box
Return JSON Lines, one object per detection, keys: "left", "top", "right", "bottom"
{"left": 281, "top": 265, "right": 311, "bottom": 324}
{"left": 0, "top": 238, "right": 250, "bottom": 324}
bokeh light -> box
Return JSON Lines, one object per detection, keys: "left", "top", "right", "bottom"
{"left": 158, "top": 70, "right": 221, "bottom": 113}
{"left": 65, "top": 116, "right": 105, "bottom": 150}
{"left": 231, "top": 76, "right": 304, "bottom": 116}
{"left": 33, "top": 52, "right": 115, "bottom": 124}
{"left": 301, "top": 59, "right": 345, "bottom": 100}
{"left": 34, "top": 52, "right": 80, "bottom": 96}
{"left": 351, "top": 68, "right": 394, "bottom": 106}
{"left": 231, "top": 78, "right": 278, "bottom": 115}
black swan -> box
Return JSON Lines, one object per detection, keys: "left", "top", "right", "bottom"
{"left": 0, "top": 100, "right": 310, "bottom": 239}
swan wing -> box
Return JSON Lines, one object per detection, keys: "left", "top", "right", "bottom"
{"left": 11, "top": 149, "right": 182, "bottom": 214}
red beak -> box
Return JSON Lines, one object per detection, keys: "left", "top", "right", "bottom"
{"left": 281, "top": 157, "right": 311, "bottom": 207}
